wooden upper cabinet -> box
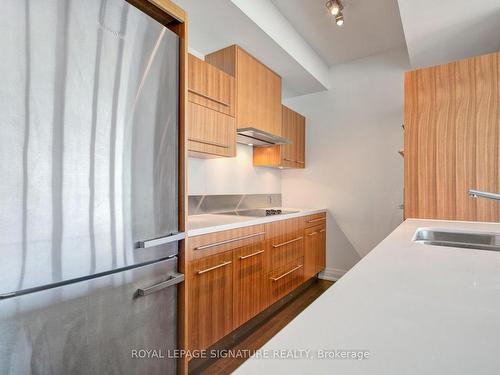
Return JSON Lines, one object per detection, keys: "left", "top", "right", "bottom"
{"left": 187, "top": 54, "right": 236, "bottom": 158}
{"left": 206, "top": 45, "right": 283, "bottom": 137}
{"left": 404, "top": 51, "right": 500, "bottom": 221}
{"left": 188, "top": 53, "right": 234, "bottom": 116}
{"left": 253, "top": 105, "right": 306, "bottom": 168}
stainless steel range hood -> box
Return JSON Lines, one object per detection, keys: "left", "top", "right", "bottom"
{"left": 236, "top": 127, "right": 292, "bottom": 147}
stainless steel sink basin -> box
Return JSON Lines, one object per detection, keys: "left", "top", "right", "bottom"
{"left": 413, "top": 228, "right": 500, "bottom": 252}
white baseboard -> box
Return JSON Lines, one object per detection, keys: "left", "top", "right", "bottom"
{"left": 318, "top": 267, "right": 347, "bottom": 281}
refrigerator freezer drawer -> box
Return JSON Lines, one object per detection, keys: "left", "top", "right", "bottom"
{"left": 0, "top": 257, "right": 180, "bottom": 374}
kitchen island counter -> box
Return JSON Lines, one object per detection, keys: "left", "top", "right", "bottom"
{"left": 235, "top": 218, "right": 500, "bottom": 375}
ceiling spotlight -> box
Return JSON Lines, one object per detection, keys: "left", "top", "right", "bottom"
{"left": 326, "top": 0, "right": 343, "bottom": 16}
{"left": 335, "top": 12, "right": 344, "bottom": 26}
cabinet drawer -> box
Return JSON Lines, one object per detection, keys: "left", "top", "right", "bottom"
{"left": 265, "top": 218, "right": 304, "bottom": 272}
{"left": 304, "top": 212, "right": 326, "bottom": 228}
{"left": 267, "top": 258, "right": 304, "bottom": 304}
{"left": 187, "top": 102, "right": 236, "bottom": 158}
{"left": 188, "top": 224, "right": 265, "bottom": 261}
{"left": 188, "top": 54, "right": 234, "bottom": 116}
{"left": 188, "top": 251, "right": 233, "bottom": 351}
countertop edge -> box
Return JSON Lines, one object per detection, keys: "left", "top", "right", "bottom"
{"left": 187, "top": 208, "right": 327, "bottom": 237}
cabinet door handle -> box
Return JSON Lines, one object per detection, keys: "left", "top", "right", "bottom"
{"left": 188, "top": 88, "right": 230, "bottom": 107}
{"left": 194, "top": 232, "right": 265, "bottom": 250}
{"left": 272, "top": 236, "right": 303, "bottom": 248}
{"left": 307, "top": 232, "right": 318, "bottom": 236}
{"left": 136, "top": 272, "right": 184, "bottom": 297}
{"left": 271, "top": 264, "right": 303, "bottom": 282}
{"left": 239, "top": 250, "right": 264, "bottom": 260}
{"left": 283, "top": 158, "right": 305, "bottom": 165}
{"left": 307, "top": 217, "right": 325, "bottom": 223}
{"left": 197, "top": 261, "right": 232, "bottom": 275}
{"left": 188, "top": 137, "right": 229, "bottom": 149}
{"left": 320, "top": 229, "right": 326, "bottom": 233}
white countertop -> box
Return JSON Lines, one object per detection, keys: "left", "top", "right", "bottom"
{"left": 235, "top": 219, "right": 500, "bottom": 375}
{"left": 187, "top": 208, "right": 326, "bottom": 236}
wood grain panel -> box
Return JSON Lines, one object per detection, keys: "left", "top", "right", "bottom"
{"left": 233, "top": 243, "right": 267, "bottom": 327}
{"left": 187, "top": 102, "right": 236, "bottom": 158}
{"left": 188, "top": 54, "right": 235, "bottom": 116}
{"left": 253, "top": 105, "right": 306, "bottom": 169}
{"left": 475, "top": 53, "right": 499, "bottom": 222}
{"left": 404, "top": 71, "right": 419, "bottom": 218}
{"left": 264, "top": 218, "right": 305, "bottom": 273}
{"left": 454, "top": 57, "right": 477, "bottom": 221}
{"left": 266, "top": 258, "right": 304, "bottom": 305}
{"left": 206, "top": 45, "right": 282, "bottom": 137}
{"left": 188, "top": 225, "right": 265, "bottom": 261}
{"left": 416, "top": 68, "right": 437, "bottom": 219}
{"left": 303, "top": 212, "right": 326, "bottom": 228}
{"left": 404, "top": 51, "right": 500, "bottom": 222}
{"left": 188, "top": 251, "right": 233, "bottom": 352}
{"left": 435, "top": 63, "right": 456, "bottom": 219}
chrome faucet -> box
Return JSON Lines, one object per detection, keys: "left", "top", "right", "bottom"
{"left": 468, "top": 189, "right": 500, "bottom": 201}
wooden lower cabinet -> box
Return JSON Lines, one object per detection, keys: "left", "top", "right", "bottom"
{"left": 304, "top": 224, "right": 326, "bottom": 279}
{"left": 187, "top": 214, "right": 326, "bottom": 354}
{"left": 233, "top": 243, "right": 267, "bottom": 327}
{"left": 188, "top": 251, "right": 233, "bottom": 351}
{"left": 267, "top": 257, "right": 304, "bottom": 305}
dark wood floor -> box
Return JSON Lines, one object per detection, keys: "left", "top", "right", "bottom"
{"left": 197, "top": 279, "right": 334, "bottom": 375}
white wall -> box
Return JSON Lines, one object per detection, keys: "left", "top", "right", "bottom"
{"left": 188, "top": 144, "right": 282, "bottom": 195}
{"left": 282, "top": 48, "right": 409, "bottom": 276}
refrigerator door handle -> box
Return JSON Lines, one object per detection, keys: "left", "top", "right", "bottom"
{"left": 136, "top": 272, "right": 184, "bottom": 297}
{"left": 137, "top": 232, "right": 186, "bottom": 248}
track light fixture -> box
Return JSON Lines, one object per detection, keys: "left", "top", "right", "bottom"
{"left": 326, "top": 0, "right": 345, "bottom": 26}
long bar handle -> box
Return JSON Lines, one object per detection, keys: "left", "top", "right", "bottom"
{"left": 271, "top": 265, "right": 303, "bottom": 282}
{"left": 307, "top": 217, "right": 325, "bottom": 223}
{"left": 307, "top": 232, "right": 318, "bottom": 236}
{"left": 468, "top": 189, "right": 500, "bottom": 201}
{"left": 195, "top": 232, "right": 265, "bottom": 250}
{"left": 320, "top": 229, "right": 326, "bottom": 233}
{"left": 239, "top": 250, "right": 265, "bottom": 260}
{"left": 136, "top": 272, "right": 184, "bottom": 297}
{"left": 197, "top": 261, "right": 232, "bottom": 275}
{"left": 272, "top": 236, "right": 303, "bottom": 248}
{"left": 137, "top": 232, "right": 186, "bottom": 249}
{"left": 283, "top": 158, "right": 305, "bottom": 165}
{"left": 188, "top": 88, "right": 230, "bottom": 107}
{"left": 188, "top": 137, "right": 230, "bottom": 149}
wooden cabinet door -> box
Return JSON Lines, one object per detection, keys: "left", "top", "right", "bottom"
{"left": 304, "top": 226, "right": 319, "bottom": 280}
{"left": 188, "top": 54, "right": 234, "bottom": 116}
{"left": 304, "top": 224, "right": 326, "bottom": 279}
{"left": 233, "top": 242, "right": 267, "bottom": 327}
{"left": 265, "top": 218, "right": 305, "bottom": 273}
{"left": 253, "top": 105, "right": 306, "bottom": 168}
{"left": 187, "top": 102, "right": 236, "bottom": 157}
{"left": 188, "top": 251, "right": 233, "bottom": 351}
{"left": 316, "top": 226, "right": 326, "bottom": 274}
{"left": 267, "top": 258, "right": 304, "bottom": 305}
{"left": 236, "top": 47, "right": 282, "bottom": 137}
{"left": 281, "top": 105, "right": 305, "bottom": 168}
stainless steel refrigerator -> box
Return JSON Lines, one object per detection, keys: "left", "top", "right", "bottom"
{"left": 0, "top": 0, "right": 183, "bottom": 373}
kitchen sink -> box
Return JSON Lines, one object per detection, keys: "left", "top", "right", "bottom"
{"left": 413, "top": 228, "right": 500, "bottom": 252}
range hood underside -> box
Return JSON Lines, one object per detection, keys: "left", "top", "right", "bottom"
{"left": 236, "top": 127, "right": 292, "bottom": 147}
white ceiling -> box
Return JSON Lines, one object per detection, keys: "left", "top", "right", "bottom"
{"left": 174, "top": 0, "right": 328, "bottom": 97}
{"left": 398, "top": 0, "right": 500, "bottom": 68}
{"left": 271, "top": 0, "right": 407, "bottom": 66}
